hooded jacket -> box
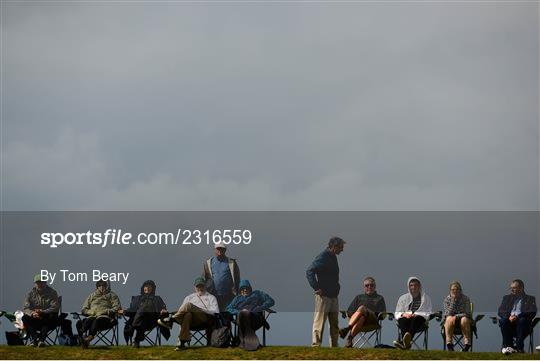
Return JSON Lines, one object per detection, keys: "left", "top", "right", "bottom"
{"left": 81, "top": 281, "right": 121, "bottom": 317}
{"left": 23, "top": 285, "right": 60, "bottom": 316}
{"left": 394, "top": 276, "right": 432, "bottom": 320}
{"left": 226, "top": 280, "right": 275, "bottom": 315}
{"left": 127, "top": 280, "right": 167, "bottom": 315}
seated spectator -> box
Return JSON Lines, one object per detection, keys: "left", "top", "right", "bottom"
{"left": 226, "top": 279, "right": 275, "bottom": 351}
{"left": 76, "top": 280, "right": 122, "bottom": 348}
{"left": 442, "top": 281, "right": 472, "bottom": 352}
{"left": 498, "top": 279, "right": 537, "bottom": 354}
{"left": 339, "top": 276, "right": 386, "bottom": 348}
{"left": 158, "top": 277, "right": 219, "bottom": 351}
{"left": 22, "top": 274, "right": 60, "bottom": 347}
{"left": 123, "top": 280, "right": 170, "bottom": 348}
{"left": 393, "top": 276, "right": 432, "bottom": 350}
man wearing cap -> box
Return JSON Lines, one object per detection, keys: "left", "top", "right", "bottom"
{"left": 306, "top": 236, "right": 346, "bottom": 347}
{"left": 22, "top": 274, "right": 60, "bottom": 347}
{"left": 158, "top": 277, "right": 219, "bottom": 350}
{"left": 202, "top": 242, "right": 241, "bottom": 311}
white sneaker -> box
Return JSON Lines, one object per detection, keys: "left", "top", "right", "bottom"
{"left": 508, "top": 347, "right": 517, "bottom": 353}
{"left": 502, "top": 347, "right": 511, "bottom": 355}
{"left": 536, "top": 345, "right": 540, "bottom": 351}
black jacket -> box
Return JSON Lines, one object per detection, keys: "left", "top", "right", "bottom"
{"left": 498, "top": 293, "right": 537, "bottom": 320}
{"left": 346, "top": 293, "right": 386, "bottom": 318}
{"left": 306, "top": 249, "right": 340, "bottom": 298}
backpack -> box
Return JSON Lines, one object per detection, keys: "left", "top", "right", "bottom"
{"left": 210, "top": 326, "right": 231, "bottom": 348}
{"left": 58, "top": 333, "right": 79, "bottom": 346}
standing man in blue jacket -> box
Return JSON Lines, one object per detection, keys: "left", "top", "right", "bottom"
{"left": 306, "top": 236, "right": 346, "bottom": 347}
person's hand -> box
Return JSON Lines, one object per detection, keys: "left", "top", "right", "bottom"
{"left": 314, "top": 289, "right": 323, "bottom": 296}
{"left": 31, "top": 311, "right": 41, "bottom": 318}
{"left": 404, "top": 313, "right": 414, "bottom": 319}
{"left": 509, "top": 315, "right": 518, "bottom": 322}
{"left": 160, "top": 309, "right": 168, "bottom": 315}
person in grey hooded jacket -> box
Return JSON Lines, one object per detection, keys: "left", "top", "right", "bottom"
{"left": 393, "top": 276, "right": 433, "bottom": 350}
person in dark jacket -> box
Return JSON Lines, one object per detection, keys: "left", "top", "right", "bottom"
{"left": 306, "top": 236, "right": 346, "bottom": 347}
{"left": 498, "top": 279, "right": 537, "bottom": 354}
{"left": 123, "top": 280, "right": 169, "bottom": 348}
{"left": 22, "top": 274, "right": 60, "bottom": 347}
{"left": 339, "top": 276, "right": 386, "bottom": 347}
{"left": 226, "top": 279, "right": 275, "bottom": 351}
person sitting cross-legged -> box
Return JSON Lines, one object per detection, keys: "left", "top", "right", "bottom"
{"left": 339, "top": 276, "right": 386, "bottom": 348}
{"left": 226, "top": 279, "right": 275, "bottom": 351}
{"left": 158, "top": 277, "right": 219, "bottom": 350}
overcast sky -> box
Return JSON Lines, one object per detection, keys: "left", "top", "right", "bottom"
{"left": 2, "top": 2, "right": 538, "bottom": 211}
{"left": 1, "top": 0, "right": 539, "bottom": 351}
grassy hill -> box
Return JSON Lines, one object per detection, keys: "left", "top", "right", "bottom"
{"left": 1, "top": 345, "right": 540, "bottom": 360}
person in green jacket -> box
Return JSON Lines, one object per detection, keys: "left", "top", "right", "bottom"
{"left": 76, "top": 280, "right": 122, "bottom": 348}
{"left": 22, "top": 274, "right": 60, "bottom": 347}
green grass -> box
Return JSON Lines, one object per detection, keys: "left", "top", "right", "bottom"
{"left": 1, "top": 346, "right": 540, "bottom": 360}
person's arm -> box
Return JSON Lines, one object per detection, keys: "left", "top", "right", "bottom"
{"left": 233, "top": 260, "right": 241, "bottom": 294}
{"left": 443, "top": 296, "right": 451, "bottom": 317}
{"left": 520, "top": 296, "right": 537, "bottom": 319}
{"left": 394, "top": 295, "right": 406, "bottom": 319}
{"left": 23, "top": 292, "right": 33, "bottom": 316}
{"left": 346, "top": 296, "right": 360, "bottom": 318}
{"left": 377, "top": 297, "right": 387, "bottom": 315}
{"left": 498, "top": 296, "right": 510, "bottom": 319}
{"left": 252, "top": 291, "right": 275, "bottom": 312}
{"left": 42, "top": 290, "right": 59, "bottom": 314}
{"left": 82, "top": 294, "right": 93, "bottom": 316}
{"left": 463, "top": 296, "right": 472, "bottom": 319}
{"left": 207, "top": 295, "right": 220, "bottom": 314}
{"left": 226, "top": 295, "right": 240, "bottom": 315}
{"left": 306, "top": 253, "right": 323, "bottom": 292}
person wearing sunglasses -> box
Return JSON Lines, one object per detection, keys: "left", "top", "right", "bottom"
{"left": 339, "top": 276, "right": 386, "bottom": 348}
{"left": 498, "top": 279, "right": 537, "bottom": 354}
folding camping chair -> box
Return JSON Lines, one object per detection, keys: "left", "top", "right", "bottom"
{"left": 121, "top": 314, "right": 162, "bottom": 346}
{"left": 340, "top": 310, "right": 391, "bottom": 348}
{"left": 491, "top": 315, "right": 540, "bottom": 353}
{"left": 231, "top": 309, "right": 276, "bottom": 347}
{"left": 24, "top": 296, "right": 68, "bottom": 346}
{"left": 396, "top": 311, "right": 442, "bottom": 350}
{"left": 72, "top": 312, "right": 119, "bottom": 346}
{"left": 440, "top": 303, "right": 484, "bottom": 351}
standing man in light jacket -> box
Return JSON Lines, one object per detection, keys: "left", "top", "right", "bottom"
{"left": 393, "top": 276, "right": 433, "bottom": 350}
{"left": 306, "top": 236, "right": 346, "bottom": 347}
{"left": 202, "top": 242, "right": 241, "bottom": 311}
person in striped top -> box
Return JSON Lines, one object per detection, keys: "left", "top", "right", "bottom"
{"left": 442, "top": 281, "right": 472, "bottom": 352}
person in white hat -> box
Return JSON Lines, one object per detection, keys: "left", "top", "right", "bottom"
{"left": 202, "top": 242, "right": 241, "bottom": 311}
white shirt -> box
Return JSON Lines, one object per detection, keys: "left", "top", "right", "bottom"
{"left": 181, "top": 292, "right": 219, "bottom": 314}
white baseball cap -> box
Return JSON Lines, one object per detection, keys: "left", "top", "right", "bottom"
{"left": 214, "top": 242, "right": 227, "bottom": 249}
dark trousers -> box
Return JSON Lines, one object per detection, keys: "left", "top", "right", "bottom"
{"left": 499, "top": 317, "right": 531, "bottom": 350}
{"left": 237, "top": 310, "right": 264, "bottom": 341}
{"left": 132, "top": 313, "right": 158, "bottom": 342}
{"left": 216, "top": 294, "right": 235, "bottom": 312}
{"left": 398, "top": 316, "right": 426, "bottom": 337}
{"left": 76, "top": 316, "right": 115, "bottom": 337}
{"left": 22, "top": 313, "right": 58, "bottom": 342}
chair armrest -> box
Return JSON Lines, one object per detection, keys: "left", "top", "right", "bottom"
{"left": 264, "top": 309, "right": 276, "bottom": 314}
{"left": 379, "top": 312, "right": 392, "bottom": 321}
{"left": 474, "top": 314, "right": 484, "bottom": 323}
{"left": 531, "top": 317, "right": 540, "bottom": 329}
{"left": 430, "top": 311, "right": 442, "bottom": 322}
{"left": 490, "top": 316, "right": 498, "bottom": 324}
{"left": 340, "top": 311, "right": 348, "bottom": 319}
{"left": 70, "top": 312, "right": 82, "bottom": 320}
